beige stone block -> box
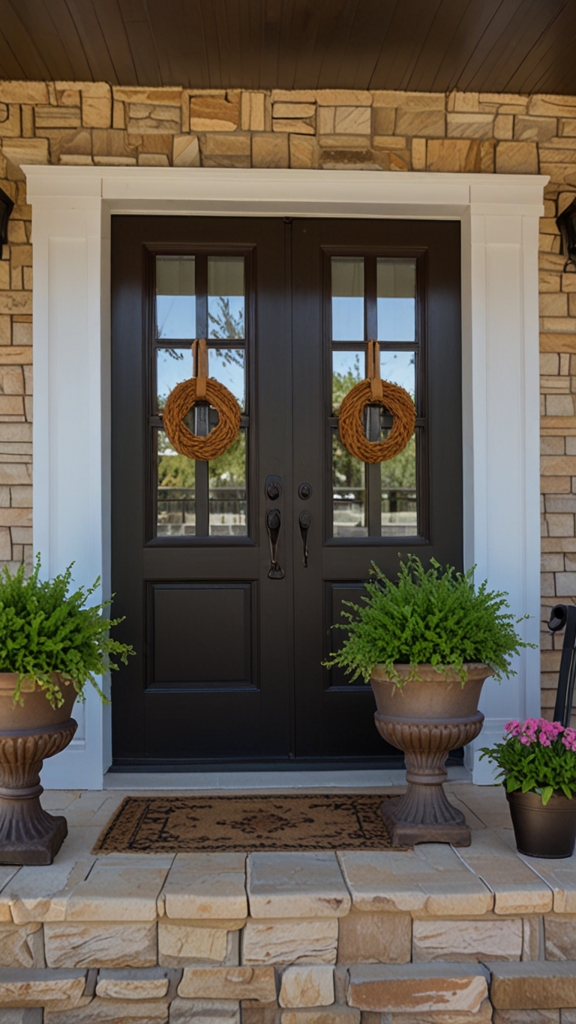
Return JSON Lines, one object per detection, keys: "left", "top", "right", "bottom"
{"left": 427, "top": 139, "right": 481, "bottom": 172}
{"left": 455, "top": 830, "right": 553, "bottom": 915}
{"left": 273, "top": 119, "right": 314, "bottom": 135}
{"left": 191, "top": 95, "right": 240, "bottom": 132}
{"left": 253, "top": 134, "right": 289, "bottom": 168}
{"left": 515, "top": 116, "right": 557, "bottom": 142}
{"left": 496, "top": 141, "right": 538, "bottom": 174}
{"left": 318, "top": 135, "right": 370, "bottom": 149}
{"left": 242, "top": 92, "right": 266, "bottom": 132}
{"left": 317, "top": 91, "right": 371, "bottom": 107}
{"left": 82, "top": 87, "right": 112, "bottom": 128}
{"left": 242, "top": 919, "right": 338, "bottom": 965}
{"left": 337, "top": 911, "right": 410, "bottom": 964}
{"left": 372, "top": 91, "right": 443, "bottom": 109}
{"left": 546, "top": 395, "right": 575, "bottom": 416}
{"left": 92, "top": 129, "right": 138, "bottom": 159}
{"left": 162, "top": 853, "right": 247, "bottom": 920}
{"left": 0, "top": 925, "right": 43, "bottom": 968}
{"left": 127, "top": 104, "right": 180, "bottom": 134}
{"left": 173, "top": 136, "right": 200, "bottom": 167}
{"left": 561, "top": 120, "right": 576, "bottom": 137}
{"left": 248, "top": 853, "right": 350, "bottom": 919}
{"left": 201, "top": 155, "right": 250, "bottom": 169}
{"left": 279, "top": 967, "right": 334, "bottom": 1009}
{"left": 289, "top": 136, "right": 319, "bottom": 169}
{"left": 1, "top": 140, "right": 48, "bottom": 167}
{"left": 96, "top": 968, "right": 170, "bottom": 1000}
{"left": 562, "top": 273, "right": 576, "bottom": 292}
{"left": 0, "top": 107, "right": 20, "bottom": 138}
{"left": 113, "top": 99, "right": 125, "bottom": 129}
{"left": 273, "top": 104, "right": 315, "bottom": 119}
{"left": 10, "top": 487, "right": 32, "bottom": 509}
{"left": 170, "top": 997, "right": 239, "bottom": 1024}
{"left": 547, "top": 513, "right": 575, "bottom": 536}
{"left": 541, "top": 271, "right": 562, "bottom": 292}
{"left": 541, "top": 334, "right": 576, "bottom": 354}
{"left": 158, "top": 922, "right": 228, "bottom": 965}
{"left": 179, "top": 967, "right": 276, "bottom": 1002}
{"left": 542, "top": 293, "right": 568, "bottom": 315}
{"left": 493, "top": 1013, "right": 559, "bottom": 1024}
{"left": 542, "top": 456, "right": 576, "bottom": 475}
{"left": 371, "top": 108, "right": 395, "bottom": 135}
{"left": 383, "top": 1001, "right": 494, "bottom": 1024}
{"left": 489, "top": 960, "right": 576, "bottom": 1009}
{"left": 66, "top": 857, "right": 172, "bottom": 922}
{"left": 530, "top": 96, "right": 576, "bottom": 117}
{"left": 35, "top": 106, "right": 81, "bottom": 129}
{"left": 494, "top": 114, "right": 514, "bottom": 140}
{"left": 201, "top": 136, "right": 251, "bottom": 156}
{"left": 446, "top": 113, "right": 494, "bottom": 138}
{"left": 412, "top": 138, "right": 426, "bottom": 170}
{"left": 44, "top": 922, "right": 156, "bottom": 969}
{"left": 412, "top": 917, "right": 522, "bottom": 962}
{"left": 0, "top": 367, "right": 23, "bottom": 396}
{"left": 138, "top": 154, "right": 169, "bottom": 166}
{"left": 333, "top": 108, "right": 370, "bottom": 135}
{"left": 396, "top": 110, "right": 444, "bottom": 137}
{"left": 347, "top": 963, "right": 488, "bottom": 1014}
{"left": 281, "top": 1011, "right": 359, "bottom": 1024}
{"left": 0, "top": 83, "right": 47, "bottom": 104}
{"left": 0, "top": 968, "right": 86, "bottom": 1007}
{"left": 317, "top": 107, "right": 335, "bottom": 134}
{"left": 338, "top": 846, "right": 492, "bottom": 916}
{"left": 114, "top": 87, "right": 184, "bottom": 104}
{"left": 45, "top": 999, "right": 169, "bottom": 1022}
{"left": 545, "top": 914, "right": 576, "bottom": 958}
{"left": 541, "top": 317, "right": 576, "bottom": 332}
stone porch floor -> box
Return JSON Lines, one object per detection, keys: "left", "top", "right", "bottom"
{"left": 2, "top": 781, "right": 576, "bottom": 1021}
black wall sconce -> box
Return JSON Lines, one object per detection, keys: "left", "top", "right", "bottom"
{"left": 557, "top": 196, "right": 576, "bottom": 272}
{"left": 0, "top": 187, "right": 13, "bottom": 258}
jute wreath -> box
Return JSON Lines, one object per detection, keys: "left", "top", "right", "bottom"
{"left": 162, "top": 338, "right": 241, "bottom": 461}
{"left": 338, "top": 341, "right": 416, "bottom": 464}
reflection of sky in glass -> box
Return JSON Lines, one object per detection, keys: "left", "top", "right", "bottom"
{"left": 157, "top": 348, "right": 245, "bottom": 410}
{"left": 208, "top": 296, "right": 245, "bottom": 339}
{"left": 377, "top": 298, "right": 415, "bottom": 342}
{"left": 332, "top": 298, "right": 364, "bottom": 341}
{"left": 380, "top": 351, "right": 416, "bottom": 396}
{"left": 157, "top": 296, "right": 196, "bottom": 339}
{"left": 333, "top": 350, "right": 364, "bottom": 381}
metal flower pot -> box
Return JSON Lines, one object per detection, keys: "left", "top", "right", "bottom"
{"left": 507, "top": 789, "right": 576, "bottom": 859}
{"left": 371, "top": 663, "right": 492, "bottom": 847}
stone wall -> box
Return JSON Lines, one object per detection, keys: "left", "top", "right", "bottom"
{"left": 0, "top": 81, "right": 574, "bottom": 710}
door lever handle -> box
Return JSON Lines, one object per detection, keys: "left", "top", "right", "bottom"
{"left": 299, "top": 511, "right": 312, "bottom": 567}
{"left": 266, "top": 507, "right": 284, "bottom": 579}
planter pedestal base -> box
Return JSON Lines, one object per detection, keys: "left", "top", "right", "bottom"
{"left": 375, "top": 709, "right": 484, "bottom": 848}
{"left": 0, "top": 718, "right": 77, "bottom": 865}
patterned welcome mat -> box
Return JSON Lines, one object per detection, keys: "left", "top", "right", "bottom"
{"left": 93, "top": 793, "right": 407, "bottom": 853}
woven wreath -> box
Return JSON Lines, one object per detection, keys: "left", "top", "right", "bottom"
{"left": 338, "top": 341, "right": 416, "bottom": 464}
{"left": 162, "top": 338, "right": 241, "bottom": 461}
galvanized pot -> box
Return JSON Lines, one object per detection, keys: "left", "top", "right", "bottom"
{"left": 507, "top": 789, "right": 576, "bottom": 859}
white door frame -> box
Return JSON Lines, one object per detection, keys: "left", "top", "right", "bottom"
{"left": 23, "top": 166, "right": 547, "bottom": 788}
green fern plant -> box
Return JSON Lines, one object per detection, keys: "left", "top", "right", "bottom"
{"left": 324, "top": 554, "right": 534, "bottom": 687}
{"left": 0, "top": 557, "right": 134, "bottom": 708}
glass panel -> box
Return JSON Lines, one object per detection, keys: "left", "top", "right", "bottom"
{"left": 380, "top": 350, "right": 416, "bottom": 398}
{"left": 157, "top": 348, "right": 190, "bottom": 412}
{"left": 381, "top": 435, "right": 417, "bottom": 537}
{"left": 157, "top": 430, "right": 196, "bottom": 537}
{"left": 209, "top": 430, "right": 247, "bottom": 536}
{"left": 208, "top": 256, "right": 245, "bottom": 339}
{"left": 331, "top": 257, "right": 364, "bottom": 341}
{"left": 332, "top": 350, "right": 365, "bottom": 414}
{"left": 209, "top": 349, "right": 245, "bottom": 411}
{"left": 332, "top": 430, "right": 367, "bottom": 537}
{"left": 377, "top": 259, "right": 416, "bottom": 342}
{"left": 156, "top": 256, "right": 195, "bottom": 340}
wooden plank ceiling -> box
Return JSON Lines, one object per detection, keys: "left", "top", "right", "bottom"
{"left": 0, "top": 0, "right": 575, "bottom": 95}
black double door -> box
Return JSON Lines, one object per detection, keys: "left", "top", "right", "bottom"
{"left": 111, "top": 216, "right": 462, "bottom": 767}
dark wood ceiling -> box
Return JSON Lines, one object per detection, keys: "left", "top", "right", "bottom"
{"left": 1, "top": 0, "right": 576, "bottom": 95}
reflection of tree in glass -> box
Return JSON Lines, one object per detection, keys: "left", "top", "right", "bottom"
{"left": 158, "top": 433, "right": 246, "bottom": 491}
{"left": 209, "top": 297, "right": 244, "bottom": 368}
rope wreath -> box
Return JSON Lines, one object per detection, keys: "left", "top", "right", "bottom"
{"left": 162, "top": 338, "right": 241, "bottom": 461}
{"left": 338, "top": 340, "right": 416, "bottom": 464}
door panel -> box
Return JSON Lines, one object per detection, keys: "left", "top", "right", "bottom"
{"left": 111, "top": 216, "right": 462, "bottom": 767}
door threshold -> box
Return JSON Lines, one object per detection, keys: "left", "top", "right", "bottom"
{"left": 103, "top": 764, "right": 472, "bottom": 791}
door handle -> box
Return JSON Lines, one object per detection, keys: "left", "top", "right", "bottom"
{"left": 299, "top": 511, "right": 312, "bottom": 567}
{"left": 266, "top": 507, "right": 284, "bottom": 579}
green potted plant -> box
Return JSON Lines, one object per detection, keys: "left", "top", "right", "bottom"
{"left": 325, "top": 555, "right": 533, "bottom": 847}
{"left": 0, "top": 558, "right": 133, "bottom": 865}
{"left": 480, "top": 718, "right": 576, "bottom": 858}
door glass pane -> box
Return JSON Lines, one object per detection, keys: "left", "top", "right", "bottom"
{"left": 208, "top": 257, "right": 245, "bottom": 339}
{"left": 381, "top": 435, "right": 417, "bottom": 536}
{"left": 209, "top": 430, "right": 247, "bottom": 536}
{"left": 332, "top": 350, "right": 365, "bottom": 414}
{"left": 157, "top": 348, "right": 190, "bottom": 411}
{"left": 331, "top": 257, "right": 364, "bottom": 341}
{"left": 377, "top": 259, "right": 416, "bottom": 342}
{"left": 332, "top": 430, "right": 367, "bottom": 537}
{"left": 209, "top": 349, "right": 245, "bottom": 410}
{"left": 156, "top": 256, "right": 195, "bottom": 340}
{"left": 157, "top": 430, "right": 195, "bottom": 536}
{"left": 380, "top": 350, "right": 416, "bottom": 397}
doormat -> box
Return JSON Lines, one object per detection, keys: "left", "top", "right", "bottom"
{"left": 93, "top": 793, "right": 409, "bottom": 853}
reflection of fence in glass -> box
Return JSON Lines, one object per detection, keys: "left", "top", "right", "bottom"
{"left": 333, "top": 486, "right": 417, "bottom": 538}
{"left": 157, "top": 487, "right": 247, "bottom": 536}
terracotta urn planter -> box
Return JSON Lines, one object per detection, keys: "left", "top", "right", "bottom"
{"left": 371, "top": 663, "right": 492, "bottom": 847}
{"left": 0, "top": 673, "right": 77, "bottom": 865}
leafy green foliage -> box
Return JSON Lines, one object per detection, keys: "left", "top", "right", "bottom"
{"left": 0, "top": 558, "right": 134, "bottom": 708}
{"left": 324, "top": 554, "right": 534, "bottom": 686}
{"left": 480, "top": 719, "right": 576, "bottom": 804}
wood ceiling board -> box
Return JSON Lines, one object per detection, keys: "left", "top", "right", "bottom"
{"left": 83, "top": 0, "right": 139, "bottom": 87}
{"left": 289, "top": 0, "right": 327, "bottom": 91}
{"left": 2, "top": 0, "right": 55, "bottom": 80}
{"left": 346, "top": 0, "right": 398, "bottom": 92}
{"left": 507, "top": 3, "right": 576, "bottom": 95}
{"left": 118, "top": 0, "right": 162, "bottom": 88}
{"left": 59, "top": 0, "right": 122, "bottom": 84}
{"left": 406, "top": 0, "right": 476, "bottom": 93}
{"left": 151, "top": 0, "right": 209, "bottom": 91}
{"left": 12, "top": 0, "right": 84, "bottom": 82}
{"left": 367, "top": 0, "right": 443, "bottom": 92}
{"left": 313, "top": 0, "right": 365, "bottom": 90}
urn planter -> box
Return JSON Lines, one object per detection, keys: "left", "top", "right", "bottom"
{"left": 371, "top": 663, "right": 492, "bottom": 847}
{"left": 507, "top": 789, "right": 576, "bottom": 859}
{"left": 0, "top": 674, "right": 77, "bottom": 865}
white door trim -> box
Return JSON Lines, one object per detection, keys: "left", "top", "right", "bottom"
{"left": 23, "top": 166, "right": 547, "bottom": 788}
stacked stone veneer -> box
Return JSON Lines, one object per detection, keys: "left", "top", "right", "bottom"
{"left": 0, "top": 82, "right": 576, "bottom": 706}
{"left": 0, "top": 846, "right": 576, "bottom": 1020}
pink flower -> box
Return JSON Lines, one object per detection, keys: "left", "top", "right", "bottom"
{"left": 539, "top": 733, "right": 551, "bottom": 746}
{"left": 519, "top": 736, "right": 532, "bottom": 745}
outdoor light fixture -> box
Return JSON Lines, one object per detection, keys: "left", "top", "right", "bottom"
{"left": 0, "top": 187, "right": 13, "bottom": 257}
{"left": 557, "top": 196, "right": 576, "bottom": 272}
